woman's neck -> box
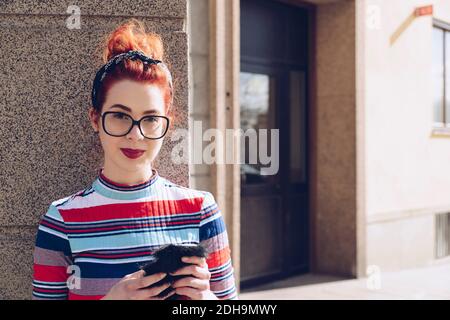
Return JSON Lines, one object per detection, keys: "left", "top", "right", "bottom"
{"left": 101, "top": 162, "right": 154, "bottom": 186}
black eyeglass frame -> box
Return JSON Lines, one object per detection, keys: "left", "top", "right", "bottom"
{"left": 101, "top": 111, "right": 170, "bottom": 140}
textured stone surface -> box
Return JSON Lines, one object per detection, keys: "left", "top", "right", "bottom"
{"left": 0, "top": 0, "right": 188, "bottom": 299}
{"left": 0, "top": 0, "right": 186, "bottom": 17}
{"left": 314, "top": 1, "right": 358, "bottom": 276}
{"left": 0, "top": 227, "right": 36, "bottom": 299}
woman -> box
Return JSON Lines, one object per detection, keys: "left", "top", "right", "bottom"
{"left": 32, "top": 19, "right": 238, "bottom": 300}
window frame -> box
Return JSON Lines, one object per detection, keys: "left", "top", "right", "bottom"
{"left": 433, "top": 19, "right": 450, "bottom": 132}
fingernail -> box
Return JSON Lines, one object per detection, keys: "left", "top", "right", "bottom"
{"left": 181, "top": 257, "right": 189, "bottom": 262}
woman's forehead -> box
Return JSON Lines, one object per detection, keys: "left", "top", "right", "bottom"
{"left": 105, "top": 79, "right": 165, "bottom": 114}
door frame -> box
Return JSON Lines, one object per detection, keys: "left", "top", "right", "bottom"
{"left": 207, "top": 0, "right": 323, "bottom": 293}
{"left": 238, "top": 0, "right": 314, "bottom": 288}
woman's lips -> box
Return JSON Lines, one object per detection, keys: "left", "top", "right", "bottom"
{"left": 120, "top": 148, "right": 145, "bottom": 159}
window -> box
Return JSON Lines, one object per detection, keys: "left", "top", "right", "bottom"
{"left": 435, "top": 212, "right": 449, "bottom": 259}
{"left": 239, "top": 71, "right": 275, "bottom": 185}
{"left": 433, "top": 20, "right": 450, "bottom": 127}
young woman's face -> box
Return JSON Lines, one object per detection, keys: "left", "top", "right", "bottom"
{"left": 88, "top": 79, "right": 168, "bottom": 175}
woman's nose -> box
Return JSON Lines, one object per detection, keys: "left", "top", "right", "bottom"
{"left": 126, "top": 123, "right": 145, "bottom": 140}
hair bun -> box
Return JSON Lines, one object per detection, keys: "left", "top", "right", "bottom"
{"left": 103, "top": 18, "right": 164, "bottom": 63}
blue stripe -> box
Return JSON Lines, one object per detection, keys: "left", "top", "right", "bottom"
{"left": 36, "top": 228, "right": 71, "bottom": 256}
{"left": 76, "top": 261, "right": 146, "bottom": 278}
{"left": 199, "top": 215, "right": 225, "bottom": 241}
{"left": 33, "top": 292, "right": 67, "bottom": 299}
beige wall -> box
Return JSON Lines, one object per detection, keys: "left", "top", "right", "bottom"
{"left": 365, "top": 0, "right": 450, "bottom": 270}
{"left": 313, "top": 0, "right": 368, "bottom": 277}
{"left": 188, "top": 0, "right": 241, "bottom": 290}
{"left": 188, "top": 0, "right": 213, "bottom": 192}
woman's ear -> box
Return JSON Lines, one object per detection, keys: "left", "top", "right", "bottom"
{"left": 88, "top": 107, "right": 100, "bottom": 133}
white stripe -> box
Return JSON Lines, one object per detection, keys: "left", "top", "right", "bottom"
{"left": 33, "top": 284, "right": 67, "bottom": 289}
{"left": 211, "top": 272, "right": 234, "bottom": 282}
{"left": 199, "top": 211, "right": 221, "bottom": 227}
{"left": 33, "top": 292, "right": 67, "bottom": 298}
{"left": 74, "top": 256, "right": 152, "bottom": 264}
{"left": 52, "top": 196, "right": 72, "bottom": 207}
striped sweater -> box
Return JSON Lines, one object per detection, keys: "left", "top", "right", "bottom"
{"left": 32, "top": 168, "right": 238, "bottom": 300}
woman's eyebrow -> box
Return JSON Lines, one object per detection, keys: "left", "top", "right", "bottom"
{"left": 109, "top": 104, "right": 158, "bottom": 115}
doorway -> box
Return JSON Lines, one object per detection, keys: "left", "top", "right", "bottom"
{"left": 240, "top": 0, "right": 310, "bottom": 288}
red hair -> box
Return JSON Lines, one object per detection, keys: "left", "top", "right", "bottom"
{"left": 93, "top": 19, "right": 173, "bottom": 115}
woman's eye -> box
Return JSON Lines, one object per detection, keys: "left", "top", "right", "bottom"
{"left": 113, "top": 113, "right": 128, "bottom": 119}
{"left": 144, "top": 116, "right": 158, "bottom": 123}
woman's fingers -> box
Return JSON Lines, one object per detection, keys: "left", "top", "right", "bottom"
{"left": 134, "top": 271, "right": 167, "bottom": 290}
{"left": 148, "top": 289, "right": 176, "bottom": 300}
{"left": 174, "top": 287, "right": 203, "bottom": 300}
{"left": 181, "top": 256, "right": 208, "bottom": 268}
{"left": 170, "top": 264, "right": 210, "bottom": 280}
{"left": 172, "top": 276, "right": 209, "bottom": 291}
{"left": 162, "top": 288, "right": 177, "bottom": 300}
{"left": 119, "top": 258, "right": 211, "bottom": 300}
{"left": 131, "top": 281, "right": 172, "bottom": 300}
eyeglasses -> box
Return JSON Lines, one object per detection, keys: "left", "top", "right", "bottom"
{"left": 101, "top": 111, "right": 169, "bottom": 139}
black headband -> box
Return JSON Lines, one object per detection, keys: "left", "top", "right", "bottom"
{"left": 91, "top": 50, "right": 165, "bottom": 110}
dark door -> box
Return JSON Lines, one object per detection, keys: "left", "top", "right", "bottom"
{"left": 240, "top": 0, "right": 310, "bottom": 288}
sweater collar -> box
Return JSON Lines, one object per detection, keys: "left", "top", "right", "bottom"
{"left": 92, "top": 167, "right": 160, "bottom": 200}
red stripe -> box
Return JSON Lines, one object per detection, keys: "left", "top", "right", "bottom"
{"left": 66, "top": 218, "right": 201, "bottom": 234}
{"left": 59, "top": 198, "right": 204, "bottom": 223}
{"left": 40, "top": 220, "right": 67, "bottom": 233}
{"left": 211, "top": 267, "right": 233, "bottom": 279}
{"left": 77, "top": 251, "right": 152, "bottom": 259}
{"left": 206, "top": 247, "right": 231, "bottom": 269}
{"left": 33, "top": 264, "right": 68, "bottom": 282}
{"left": 202, "top": 207, "right": 219, "bottom": 219}
{"left": 68, "top": 292, "right": 104, "bottom": 300}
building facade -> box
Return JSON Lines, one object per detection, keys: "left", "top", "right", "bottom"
{"left": 188, "top": 0, "right": 450, "bottom": 291}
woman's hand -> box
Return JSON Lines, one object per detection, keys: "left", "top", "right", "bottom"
{"left": 101, "top": 270, "right": 175, "bottom": 300}
{"left": 170, "top": 256, "right": 218, "bottom": 300}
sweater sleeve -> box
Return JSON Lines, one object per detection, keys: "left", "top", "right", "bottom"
{"left": 32, "top": 204, "right": 73, "bottom": 300}
{"left": 199, "top": 192, "right": 238, "bottom": 300}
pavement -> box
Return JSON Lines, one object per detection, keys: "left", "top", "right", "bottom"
{"left": 238, "top": 261, "right": 450, "bottom": 300}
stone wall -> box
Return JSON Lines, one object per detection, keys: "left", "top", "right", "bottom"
{"left": 0, "top": 0, "right": 188, "bottom": 299}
